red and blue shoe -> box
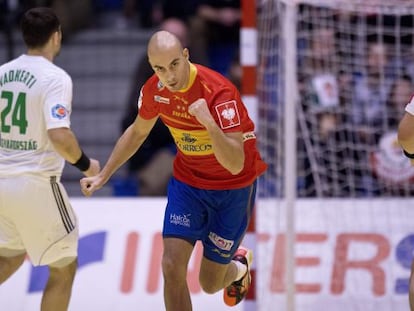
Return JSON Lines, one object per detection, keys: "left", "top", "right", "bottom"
{"left": 223, "top": 246, "right": 253, "bottom": 306}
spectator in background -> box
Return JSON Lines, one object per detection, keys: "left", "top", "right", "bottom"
{"left": 298, "top": 27, "right": 346, "bottom": 196}
{"left": 369, "top": 74, "right": 414, "bottom": 193}
{"left": 351, "top": 41, "right": 394, "bottom": 135}
{"left": 119, "top": 0, "right": 201, "bottom": 29}
{"left": 50, "top": 0, "right": 93, "bottom": 38}
{"left": 118, "top": 0, "right": 202, "bottom": 37}
{"left": 299, "top": 26, "right": 343, "bottom": 129}
{"left": 159, "top": 0, "right": 209, "bottom": 66}
{"left": 0, "top": 0, "right": 24, "bottom": 60}
{"left": 160, "top": 0, "right": 200, "bottom": 24}
{"left": 347, "top": 41, "right": 395, "bottom": 196}
{"left": 193, "top": 0, "right": 240, "bottom": 76}
{"left": 0, "top": 0, "right": 93, "bottom": 43}
{"left": 227, "top": 51, "right": 241, "bottom": 90}
{"left": 120, "top": 18, "right": 195, "bottom": 196}
{"left": 386, "top": 74, "right": 414, "bottom": 129}
{"left": 121, "top": 0, "right": 161, "bottom": 28}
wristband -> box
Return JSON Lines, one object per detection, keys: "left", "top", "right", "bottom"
{"left": 72, "top": 151, "right": 91, "bottom": 171}
{"left": 403, "top": 149, "right": 414, "bottom": 159}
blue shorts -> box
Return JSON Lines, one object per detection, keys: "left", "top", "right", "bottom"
{"left": 163, "top": 177, "right": 256, "bottom": 264}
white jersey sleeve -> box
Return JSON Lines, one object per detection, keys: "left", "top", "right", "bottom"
{"left": 43, "top": 71, "right": 72, "bottom": 130}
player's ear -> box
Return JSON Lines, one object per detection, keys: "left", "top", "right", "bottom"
{"left": 52, "top": 27, "right": 61, "bottom": 45}
{"left": 183, "top": 48, "right": 189, "bottom": 60}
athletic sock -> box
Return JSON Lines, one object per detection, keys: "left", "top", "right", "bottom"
{"left": 233, "top": 260, "right": 247, "bottom": 281}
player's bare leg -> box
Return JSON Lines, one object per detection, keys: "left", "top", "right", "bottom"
{"left": 162, "top": 237, "right": 194, "bottom": 311}
{"left": 41, "top": 258, "right": 77, "bottom": 311}
{"left": 199, "top": 257, "right": 237, "bottom": 294}
{"left": 0, "top": 250, "right": 26, "bottom": 284}
{"left": 199, "top": 246, "right": 252, "bottom": 307}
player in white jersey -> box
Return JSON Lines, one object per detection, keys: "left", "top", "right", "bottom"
{"left": 0, "top": 7, "right": 100, "bottom": 311}
{"left": 398, "top": 95, "right": 414, "bottom": 311}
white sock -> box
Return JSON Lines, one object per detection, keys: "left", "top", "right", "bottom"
{"left": 233, "top": 260, "right": 247, "bottom": 281}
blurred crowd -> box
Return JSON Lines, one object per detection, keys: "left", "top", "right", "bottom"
{"left": 0, "top": 0, "right": 242, "bottom": 196}
{"left": 5, "top": 1, "right": 413, "bottom": 198}
{"left": 293, "top": 6, "right": 414, "bottom": 197}
{"left": 0, "top": 0, "right": 241, "bottom": 75}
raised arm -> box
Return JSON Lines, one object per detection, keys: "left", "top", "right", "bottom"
{"left": 188, "top": 98, "right": 244, "bottom": 175}
{"left": 398, "top": 112, "right": 414, "bottom": 163}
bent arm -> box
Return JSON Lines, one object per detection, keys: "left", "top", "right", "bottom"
{"left": 206, "top": 122, "right": 245, "bottom": 175}
{"left": 48, "top": 127, "right": 100, "bottom": 176}
{"left": 97, "top": 115, "right": 158, "bottom": 183}
{"left": 48, "top": 127, "right": 84, "bottom": 163}
{"left": 188, "top": 98, "right": 245, "bottom": 174}
{"left": 398, "top": 112, "right": 414, "bottom": 153}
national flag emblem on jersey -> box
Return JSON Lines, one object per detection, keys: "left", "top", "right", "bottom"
{"left": 154, "top": 95, "right": 170, "bottom": 104}
{"left": 215, "top": 100, "right": 240, "bottom": 129}
{"left": 51, "top": 104, "right": 68, "bottom": 120}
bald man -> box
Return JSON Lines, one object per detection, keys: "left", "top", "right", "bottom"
{"left": 120, "top": 18, "right": 195, "bottom": 196}
{"left": 80, "top": 30, "right": 267, "bottom": 310}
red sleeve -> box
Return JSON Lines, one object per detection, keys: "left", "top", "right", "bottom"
{"left": 138, "top": 82, "right": 160, "bottom": 120}
{"left": 210, "top": 87, "right": 250, "bottom": 133}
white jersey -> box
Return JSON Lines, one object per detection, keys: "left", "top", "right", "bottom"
{"left": 0, "top": 54, "right": 72, "bottom": 178}
{"left": 405, "top": 94, "right": 414, "bottom": 115}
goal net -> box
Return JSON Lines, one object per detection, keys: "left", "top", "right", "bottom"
{"left": 256, "top": 0, "right": 414, "bottom": 310}
{"left": 258, "top": 0, "right": 414, "bottom": 198}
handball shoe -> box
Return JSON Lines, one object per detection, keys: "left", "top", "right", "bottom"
{"left": 223, "top": 246, "right": 253, "bottom": 306}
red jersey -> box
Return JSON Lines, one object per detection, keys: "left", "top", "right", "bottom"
{"left": 138, "top": 63, "right": 267, "bottom": 190}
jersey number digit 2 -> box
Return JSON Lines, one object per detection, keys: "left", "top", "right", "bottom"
{"left": 1, "top": 90, "right": 28, "bottom": 134}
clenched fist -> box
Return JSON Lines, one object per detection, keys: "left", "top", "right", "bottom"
{"left": 188, "top": 98, "right": 215, "bottom": 128}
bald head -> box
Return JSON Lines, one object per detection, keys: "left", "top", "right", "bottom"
{"left": 147, "top": 30, "right": 191, "bottom": 92}
{"left": 148, "top": 31, "right": 183, "bottom": 56}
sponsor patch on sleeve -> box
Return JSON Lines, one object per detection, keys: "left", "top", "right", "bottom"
{"left": 51, "top": 104, "right": 68, "bottom": 120}
{"left": 214, "top": 100, "right": 241, "bottom": 129}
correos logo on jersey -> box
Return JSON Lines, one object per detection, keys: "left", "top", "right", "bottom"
{"left": 169, "top": 127, "right": 213, "bottom": 156}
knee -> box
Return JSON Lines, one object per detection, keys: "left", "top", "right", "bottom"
{"left": 199, "top": 281, "right": 221, "bottom": 295}
{"left": 0, "top": 252, "right": 26, "bottom": 284}
{"left": 199, "top": 275, "right": 221, "bottom": 294}
{"left": 162, "top": 254, "right": 186, "bottom": 282}
{"left": 4, "top": 253, "right": 26, "bottom": 268}
{"left": 0, "top": 249, "right": 26, "bottom": 265}
{"left": 49, "top": 258, "right": 77, "bottom": 284}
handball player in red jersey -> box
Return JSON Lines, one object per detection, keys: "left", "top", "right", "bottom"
{"left": 80, "top": 30, "right": 267, "bottom": 310}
